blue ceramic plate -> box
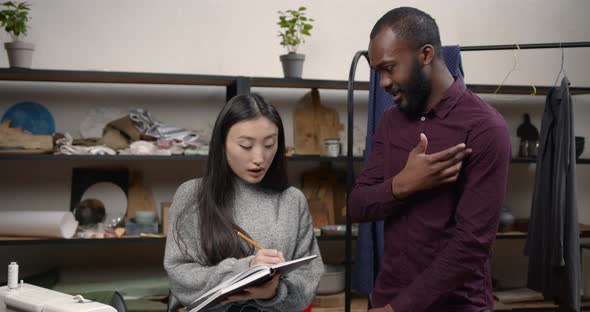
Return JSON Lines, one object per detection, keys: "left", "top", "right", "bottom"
{"left": 1, "top": 101, "right": 56, "bottom": 135}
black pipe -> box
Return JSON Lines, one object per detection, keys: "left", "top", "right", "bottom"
{"left": 345, "top": 50, "right": 369, "bottom": 312}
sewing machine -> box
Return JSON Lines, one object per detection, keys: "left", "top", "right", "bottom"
{"left": 0, "top": 283, "right": 116, "bottom": 312}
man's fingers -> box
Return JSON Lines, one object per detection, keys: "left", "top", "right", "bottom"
{"left": 440, "top": 174, "right": 460, "bottom": 184}
{"left": 438, "top": 162, "right": 462, "bottom": 179}
{"left": 432, "top": 149, "right": 471, "bottom": 172}
{"left": 428, "top": 143, "right": 467, "bottom": 162}
{"left": 428, "top": 143, "right": 466, "bottom": 162}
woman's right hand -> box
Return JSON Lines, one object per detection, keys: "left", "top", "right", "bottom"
{"left": 250, "top": 249, "right": 285, "bottom": 267}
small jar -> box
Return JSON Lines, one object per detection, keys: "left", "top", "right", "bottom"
{"left": 324, "top": 139, "right": 341, "bottom": 157}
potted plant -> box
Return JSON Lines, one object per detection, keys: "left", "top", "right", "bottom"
{"left": 0, "top": 1, "right": 33, "bottom": 68}
{"left": 277, "top": 6, "right": 313, "bottom": 79}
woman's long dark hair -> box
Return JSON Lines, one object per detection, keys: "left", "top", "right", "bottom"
{"left": 174, "top": 94, "right": 289, "bottom": 266}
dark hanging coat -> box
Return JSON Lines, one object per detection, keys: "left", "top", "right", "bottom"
{"left": 525, "top": 76, "right": 580, "bottom": 312}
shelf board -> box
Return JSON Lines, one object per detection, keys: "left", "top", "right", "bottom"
{"left": 0, "top": 68, "right": 371, "bottom": 90}
{"left": 317, "top": 235, "right": 357, "bottom": 241}
{"left": 0, "top": 153, "right": 365, "bottom": 162}
{"left": 493, "top": 231, "right": 590, "bottom": 240}
{"left": 0, "top": 236, "right": 165, "bottom": 246}
{"left": 0, "top": 234, "right": 355, "bottom": 245}
{"left": 287, "top": 155, "right": 364, "bottom": 162}
{"left": 512, "top": 157, "right": 590, "bottom": 164}
{"left": 251, "top": 77, "right": 369, "bottom": 90}
{"left": 5, "top": 154, "right": 590, "bottom": 164}
{"left": 0, "top": 154, "right": 207, "bottom": 160}
{"left": 4, "top": 230, "right": 587, "bottom": 244}
{"left": 497, "top": 224, "right": 590, "bottom": 239}
{"left": 0, "top": 68, "right": 236, "bottom": 86}
{"left": 3, "top": 69, "right": 586, "bottom": 95}
{"left": 0, "top": 68, "right": 590, "bottom": 95}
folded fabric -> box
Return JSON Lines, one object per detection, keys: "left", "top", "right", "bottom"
{"left": 129, "top": 108, "right": 198, "bottom": 142}
{"left": 118, "top": 140, "right": 172, "bottom": 156}
{"left": 58, "top": 145, "right": 116, "bottom": 156}
{"left": 56, "top": 133, "right": 116, "bottom": 155}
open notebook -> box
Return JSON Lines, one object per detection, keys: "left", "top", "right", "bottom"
{"left": 188, "top": 255, "right": 317, "bottom": 312}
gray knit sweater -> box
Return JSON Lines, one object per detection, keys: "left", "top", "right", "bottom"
{"left": 164, "top": 178, "right": 324, "bottom": 311}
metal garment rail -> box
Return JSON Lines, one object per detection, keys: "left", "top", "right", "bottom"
{"left": 344, "top": 41, "right": 590, "bottom": 312}
{"left": 460, "top": 41, "right": 590, "bottom": 51}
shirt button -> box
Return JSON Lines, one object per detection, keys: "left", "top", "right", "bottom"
{"left": 420, "top": 116, "right": 426, "bottom": 121}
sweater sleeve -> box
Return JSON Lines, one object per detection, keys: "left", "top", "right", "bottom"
{"left": 164, "top": 180, "right": 254, "bottom": 310}
{"left": 254, "top": 188, "right": 324, "bottom": 311}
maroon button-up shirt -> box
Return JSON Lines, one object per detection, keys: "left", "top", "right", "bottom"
{"left": 349, "top": 78, "right": 511, "bottom": 312}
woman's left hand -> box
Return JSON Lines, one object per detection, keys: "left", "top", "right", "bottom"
{"left": 222, "top": 273, "right": 281, "bottom": 303}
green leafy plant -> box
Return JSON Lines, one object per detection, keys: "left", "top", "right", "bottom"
{"left": 277, "top": 6, "right": 313, "bottom": 54}
{"left": 0, "top": 1, "right": 30, "bottom": 40}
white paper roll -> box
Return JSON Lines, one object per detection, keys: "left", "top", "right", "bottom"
{"left": 0, "top": 211, "right": 78, "bottom": 239}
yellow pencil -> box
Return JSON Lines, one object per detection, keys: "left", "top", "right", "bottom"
{"left": 234, "top": 230, "right": 265, "bottom": 250}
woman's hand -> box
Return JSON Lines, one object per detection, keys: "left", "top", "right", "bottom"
{"left": 223, "top": 273, "right": 281, "bottom": 303}
{"left": 250, "top": 249, "right": 285, "bottom": 267}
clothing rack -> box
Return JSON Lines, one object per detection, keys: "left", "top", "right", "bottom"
{"left": 344, "top": 41, "right": 590, "bottom": 312}
{"left": 460, "top": 41, "right": 590, "bottom": 51}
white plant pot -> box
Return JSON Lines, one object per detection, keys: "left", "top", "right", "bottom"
{"left": 4, "top": 41, "right": 34, "bottom": 68}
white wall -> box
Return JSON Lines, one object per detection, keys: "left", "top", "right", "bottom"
{"left": 1, "top": 0, "right": 589, "bottom": 288}
{"left": 1, "top": 0, "right": 588, "bottom": 84}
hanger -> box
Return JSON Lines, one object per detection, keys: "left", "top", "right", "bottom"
{"left": 553, "top": 43, "right": 566, "bottom": 87}
{"left": 494, "top": 43, "right": 537, "bottom": 95}
{"left": 493, "top": 43, "right": 519, "bottom": 94}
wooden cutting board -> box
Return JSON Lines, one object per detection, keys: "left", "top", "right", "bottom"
{"left": 126, "top": 170, "right": 157, "bottom": 220}
{"left": 0, "top": 119, "right": 53, "bottom": 151}
{"left": 302, "top": 164, "right": 347, "bottom": 229}
{"left": 303, "top": 172, "right": 336, "bottom": 228}
{"left": 293, "top": 89, "right": 343, "bottom": 155}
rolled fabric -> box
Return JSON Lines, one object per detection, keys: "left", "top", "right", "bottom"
{"left": 0, "top": 211, "right": 78, "bottom": 238}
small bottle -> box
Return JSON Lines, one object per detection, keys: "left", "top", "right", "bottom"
{"left": 8, "top": 262, "right": 18, "bottom": 290}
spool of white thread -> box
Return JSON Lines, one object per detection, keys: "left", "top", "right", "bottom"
{"left": 7, "top": 262, "right": 18, "bottom": 289}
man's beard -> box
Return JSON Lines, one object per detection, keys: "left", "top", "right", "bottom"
{"left": 389, "top": 57, "right": 432, "bottom": 120}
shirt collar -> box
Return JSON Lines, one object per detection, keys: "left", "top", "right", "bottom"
{"left": 429, "top": 76, "right": 466, "bottom": 119}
